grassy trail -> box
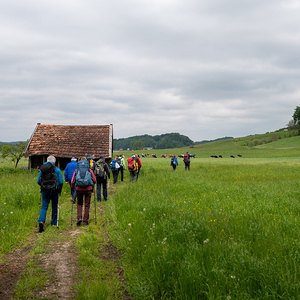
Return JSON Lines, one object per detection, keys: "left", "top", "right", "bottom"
{"left": 0, "top": 177, "right": 132, "bottom": 300}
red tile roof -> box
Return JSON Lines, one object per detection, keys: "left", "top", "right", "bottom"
{"left": 24, "top": 123, "right": 113, "bottom": 159}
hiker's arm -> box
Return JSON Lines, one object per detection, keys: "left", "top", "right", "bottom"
{"left": 37, "top": 171, "right": 42, "bottom": 185}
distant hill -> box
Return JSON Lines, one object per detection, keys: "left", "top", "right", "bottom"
{"left": 113, "top": 133, "right": 194, "bottom": 150}
{"left": 195, "top": 137, "right": 233, "bottom": 145}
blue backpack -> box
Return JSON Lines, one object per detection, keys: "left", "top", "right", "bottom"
{"left": 75, "top": 160, "right": 93, "bottom": 187}
{"left": 110, "top": 159, "right": 120, "bottom": 171}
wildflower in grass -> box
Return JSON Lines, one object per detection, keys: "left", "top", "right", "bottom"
{"left": 203, "top": 239, "right": 209, "bottom": 244}
{"left": 128, "top": 238, "right": 131, "bottom": 242}
{"left": 11, "top": 212, "right": 13, "bottom": 214}
{"left": 143, "top": 208, "right": 146, "bottom": 211}
{"left": 162, "top": 237, "right": 167, "bottom": 244}
{"left": 231, "top": 275, "right": 236, "bottom": 279}
{"left": 128, "top": 223, "right": 132, "bottom": 227}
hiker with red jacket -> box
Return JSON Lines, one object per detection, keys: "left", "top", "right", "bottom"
{"left": 134, "top": 154, "right": 142, "bottom": 179}
{"left": 71, "top": 157, "right": 96, "bottom": 226}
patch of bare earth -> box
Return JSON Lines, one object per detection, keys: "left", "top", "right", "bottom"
{"left": 0, "top": 245, "right": 32, "bottom": 300}
{"left": 35, "top": 228, "right": 81, "bottom": 299}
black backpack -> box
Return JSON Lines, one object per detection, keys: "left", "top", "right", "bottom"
{"left": 40, "top": 163, "right": 57, "bottom": 192}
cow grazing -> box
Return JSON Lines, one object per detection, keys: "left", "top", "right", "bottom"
{"left": 152, "top": 154, "right": 157, "bottom": 158}
{"left": 230, "top": 155, "right": 235, "bottom": 158}
{"left": 237, "top": 155, "right": 242, "bottom": 157}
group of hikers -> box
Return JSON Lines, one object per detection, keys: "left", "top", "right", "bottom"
{"left": 37, "top": 153, "right": 142, "bottom": 232}
{"left": 170, "top": 151, "right": 194, "bottom": 171}
{"left": 37, "top": 151, "right": 193, "bottom": 233}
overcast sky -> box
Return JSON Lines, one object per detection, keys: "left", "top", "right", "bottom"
{"left": 1, "top": 0, "right": 299, "bottom": 142}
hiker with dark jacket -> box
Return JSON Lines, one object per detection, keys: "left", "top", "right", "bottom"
{"left": 183, "top": 152, "right": 194, "bottom": 171}
{"left": 127, "top": 154, "right": 139, "bottom": 183}
{"left": 110, "top": 155, "right": 120, "bottom": 184}
{"left": 170, "top": 155, "right": 178, "bottom": 171}
{"left": 64, "top": 156, "right": 77, "bottom": 203}
{"left": 95, "top": 155, "right": 110, "bottom": 202}
{"left": 71, "top": 157, "right": 96, "bottom": 226}
{"left": 37, "top": 155, "right": 64, "bottom": 233}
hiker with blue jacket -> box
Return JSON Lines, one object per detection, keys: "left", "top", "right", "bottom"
{"left": 37, "top": 155, "right": 64, "bottom": 233}
{"left": 170, "top": 155, "right": 178, "bottom": 171}
{"left": 71, "top": 157, "right": 96, "bottom": 226}
{"left": 64, "top": 156, "right": 77, "bottom": 203}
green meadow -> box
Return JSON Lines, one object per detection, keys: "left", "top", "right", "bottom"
{"left": 1, "top": 134, "right": 300, "bottom": 299}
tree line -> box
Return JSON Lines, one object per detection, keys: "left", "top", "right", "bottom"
{"left": 113, "top": 133, "right": 194, "bottom": 150}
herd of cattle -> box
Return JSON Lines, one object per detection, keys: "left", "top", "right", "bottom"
{"left": 140, "top": 153, "right": 243, "bottom": 158}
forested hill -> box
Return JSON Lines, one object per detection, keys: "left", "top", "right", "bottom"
{"left": 113, "top": 133, "right": 194, "bottom": 150}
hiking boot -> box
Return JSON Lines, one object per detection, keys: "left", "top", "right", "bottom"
{"left": 39, "top": 222, "right": 44, "bottom": 233}
{"left": 83, "top": 221, "right": 89, "bottom": 226}
{"left": 77, "top": 217, "right": 82, "bottom": 226}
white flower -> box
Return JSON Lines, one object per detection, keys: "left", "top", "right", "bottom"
{"left": 203, "top": 239, "right": 209, "bottom": 244}
{"left": 231, "top": 275, "right": 236, "bottom": 279}
{"left": 143, "top": 208, "right": 146, "bottom": 211}
{"left": 128, "top": 238, "right": 131, "bottom": 242}
{"left": 11, "top": 212, "right": 13, "bottom": 214}
{"left": 128, "top": 223, "right": 131, "bottom": 227}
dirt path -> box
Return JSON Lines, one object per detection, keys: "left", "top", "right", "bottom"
{"left": 35, "top": 229, "right": 81, "bottom": 299}
{"left": 0, "top": 185, "right": 132, "bottom": 300}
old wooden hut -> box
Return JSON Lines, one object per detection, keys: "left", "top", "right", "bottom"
{"left": 23, "top": 123, "right": 113, "bottom": 170}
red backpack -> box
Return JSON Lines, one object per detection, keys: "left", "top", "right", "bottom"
{"left": 183, "top": 154, "right": 190, "bottom": 163}
{"left": 127, "top": 158, "right": 138, "bottom": 171}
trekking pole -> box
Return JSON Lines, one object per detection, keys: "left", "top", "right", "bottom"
{"left": 36, "top": 191, "right": 42, "bottom": 227}
{"left": 57, "top": 194, "right": 60, "bottom": 229}
{"left": 71, "top": 198, "right": 73, "bottom": 226}
{"left": 94, "top": 186, "right": 97, "bottom": 225}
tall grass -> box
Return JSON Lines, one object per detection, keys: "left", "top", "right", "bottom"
{"left": 106, "top": 158, "right": 300, "bottom": 299}
{"left": 0, "top": 168, "right": 39, "bottom": 255}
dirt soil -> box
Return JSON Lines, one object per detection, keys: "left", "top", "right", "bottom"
{"left": 0, "top": 245, "right": 32, "bottom": 299}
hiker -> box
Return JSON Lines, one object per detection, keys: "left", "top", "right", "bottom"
{"left": 37, "top": 155, "right": 64, "bottom": 233}
{"left": 64, "top": 156, "right": 77, "bottom": 203}
{"left": 110, "top": 155, "right": 121, "bottom": 184}
{"left": 134, "top": 154, "right": 142, "bottom": 179}
{"left": 170, "top": 155, "right": 178, "bottom": 171}
{"left": 127, "top": 154, "right": 139, "bottom": 182}
{"left": 71, "top": 157, "right": 96, "bottom": 226}
{"left": 183, "top": 151, "right": 194, "bottom": 171}
{"left": 119, "top": 154, "right": 126, "bottom": 181}
{"left": 95, "top": 155, "right": 110, "bottom": 202}
{"left": 87, "top": 156, "right": 96, "bottom": 172}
